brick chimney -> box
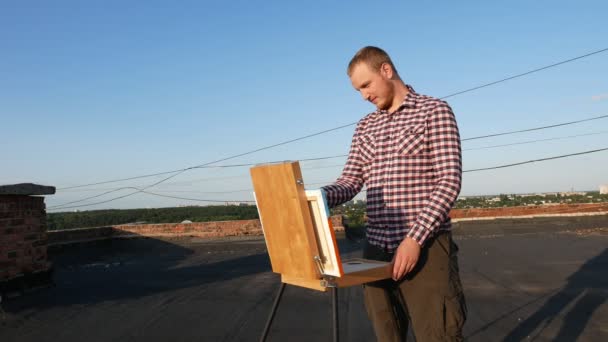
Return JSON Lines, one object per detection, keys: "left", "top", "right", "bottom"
{"left": 0, "top": 183, "right": 55, "bottom": 295}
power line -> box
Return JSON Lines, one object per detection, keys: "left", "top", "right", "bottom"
{"left": 304, "top": 164, "right": 347, "bottom": 170}
{"left": 52, "top": 121, "right": 608, "bottom": 206}
{"left": 58, "top": 170, "right": 185, "bottom": 190}
{"left": 53, "top": 120, "right": 608, "bottom": 208}
{"left": 51, "top": 158, "right": 350, "bottom": 209}
{"left": 440, "top": 47, "right": 608, "bottom": 99}
{"left": 57, "top": 154, "right": 349, "bottom": 190}
{"left": 53, "top": 125, "right": 354, "bottom": 205}
{"left": 56, "top": 45, "right": 608, "bottom": 191}
{"left": 463, "top": 130, "right": 608, "bottom": 151}
{"left": 62, "top": 127, "right": 607, "bottom": 194}
{"left": 139, "top": 115, "right": 608, "bottom": 170}
{"left": 463, "top": 147, "right": 608, "bottom": 172}
{"left": 49, "top": 162, "right": 355, "bottom": 208}
{"left": 180, "top": 117, "right": 608, "bottom": 168}
{"left": 161, "top": 175, "right": 247, "bottom": 187}
{"left": 140, "top": 190, "right": 255, "bottom": 204}
{"left": 49, "top": 146, "right": 608, "bottom": 211}
{"left": 47, "top": 189, "right": 255, "bottom": 212}
{"left": 50, "top": 47, "right": 608, "bottom": 207}
{"left": 50, "top": 187, "right": 254, "bottom": 210}
{"left": 54, "top": 134, "right": 608, "bottom": 198}
{"left": 56, "top": 164, "right": 349, "bottom": 195}
{"left": 191, "top": 125, "right": 356, "bottom": 169}
{"left": 57, "top": 111, "right": 608, "bottom": 191}
{"left": 153, "top": 189, "right": 253, "bottom": 194}
{"left": 66, "top": 167, "right": 196, "bottom": 211}
{"left": 193, "top": 154, "right": 348, "bottom": 169}
{"left": 49, "top": 187, "right": 139, "bottom": 209}
{"left": 190, "top": 123, "right": 608, "bottom": 168}
{"left": 462, "top": 114, "right": 608, "bottom": 141}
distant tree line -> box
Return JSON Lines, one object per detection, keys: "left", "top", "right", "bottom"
{"left": 454, "top": 192, "right": 608, "bottom": 209}
{"left": 47, "top": 192, "right": 608, "bottom": 230}
{"left": 47, "top": 205, "right": 259, "bottom": 230}
{"left": 330, "top": 200, "right": 367, "bottom": 228}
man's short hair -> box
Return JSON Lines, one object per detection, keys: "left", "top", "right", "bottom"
{"left": 347, "top": 46, "right": 398, "bottom": 76}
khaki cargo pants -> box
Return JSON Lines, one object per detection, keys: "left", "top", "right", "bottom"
{"left": 363, "top": 232, "right": 467, "bottom": 342}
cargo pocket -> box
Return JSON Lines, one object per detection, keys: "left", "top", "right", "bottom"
{"left": 444, "top": 235, "right": 466, "bottom": 339}
{"left": 397, "top": 123, "right": 426, "bottom": 155}
{"left": 444, "top": 292, "right": 467, "bottom": 339}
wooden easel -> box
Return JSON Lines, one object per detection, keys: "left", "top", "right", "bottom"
{"left": 250, "top": 161, "right": 392, "bottom": 342}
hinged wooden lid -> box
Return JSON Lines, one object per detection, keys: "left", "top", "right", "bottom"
{"left": 250, "top": 162, "right": 322, "bottom": 283}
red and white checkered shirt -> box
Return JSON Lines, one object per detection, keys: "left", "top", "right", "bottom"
{"left": 322, "top": 85, "right": 462, "bottom": 252}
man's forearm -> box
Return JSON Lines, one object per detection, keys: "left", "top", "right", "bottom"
{"left": 321, "top": 176, "right": 363, "bottom": 208}
{"left": 407, "top": 172, "right": 461, "bottom": 245}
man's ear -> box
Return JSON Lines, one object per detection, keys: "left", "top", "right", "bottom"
{"left": 380, "top": 62, "right": 394, "bottom": 79}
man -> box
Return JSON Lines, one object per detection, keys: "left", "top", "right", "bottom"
{"left": 321, "top": 46, "right": 467, "bottom": 341}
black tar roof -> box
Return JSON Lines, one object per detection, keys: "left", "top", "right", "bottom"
{"left": 1, "top": 219, "right": 607, "bottom": 341}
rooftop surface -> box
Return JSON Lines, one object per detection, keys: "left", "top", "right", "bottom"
{"left": 1, "top": 220, "right": 607, "bottom": 341}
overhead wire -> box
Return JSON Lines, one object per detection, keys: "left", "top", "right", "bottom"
{"left": 461, "top": 114, "right": 608, "bottom": 141}
{"left": 139, "top": 190, "right": 256, "bottom": 204}
{"left": 463, "top": 130, "right": 608, "bottom": 151}
{"left": 57, "top": 111, "right": 608, "bottom": 190}
{"left": 440, "top": 47, "right": 608, "bottom": 99}
{"left": 51, "top": 125, "right": 608, "bottom": 209}
{"left": 48, "top": 188, "right": 256, "bottom": 212}
{"left": 49, "top": 187, "right": 139, "bottom": 209}
{"left": 49, "top": 146, "right": 608, "bottom": 211}
{"left": 57, "top": 45, "right": 608, "bottom": 191}
{"left": 463, "top": 147, "right": 608, "bottom": 173}
{"left": 50, "top": 47, "right": 608, "bottom": 208}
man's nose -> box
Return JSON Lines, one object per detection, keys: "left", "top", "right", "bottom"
{"left": 361, "top": 90, "right": 370, "bottom": 101}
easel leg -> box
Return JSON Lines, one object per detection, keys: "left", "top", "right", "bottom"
{"left": 259, "top": 282, "right": 286, "bottom": 342}
{"left": 332, "top": 287, "right": 339, "bottom": 342}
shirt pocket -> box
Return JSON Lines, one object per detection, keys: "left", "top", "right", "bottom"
{"left": 397, "top": 123, "right": 426, "bottom": 155}
{"left": 357, "top": 134, "right": 376, "bottom": 162}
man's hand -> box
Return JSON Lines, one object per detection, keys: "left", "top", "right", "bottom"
{"left": 392, "top": 237, "right": 421, "bottom": 281}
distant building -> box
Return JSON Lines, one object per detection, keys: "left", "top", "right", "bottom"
{"left": 600, "top": 185, "right": 608, "bottom": 195}
{"left": 560, "top": 191, "right": 587, "bottom": 196}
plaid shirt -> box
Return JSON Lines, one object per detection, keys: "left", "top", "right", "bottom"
{"left": 322, "top": 85, "right": 462, "bottom": 252}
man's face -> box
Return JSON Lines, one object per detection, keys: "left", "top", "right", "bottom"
{"left": 349, "top": 62, "right": 394, "bottom": 111}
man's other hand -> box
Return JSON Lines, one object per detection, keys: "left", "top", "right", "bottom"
{"left": 392, "top": 237, "right": 421, "bottom": 281}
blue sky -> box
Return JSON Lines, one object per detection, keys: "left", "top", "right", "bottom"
{"left": 2, "top": 1, "right": 607, "bottom": 211}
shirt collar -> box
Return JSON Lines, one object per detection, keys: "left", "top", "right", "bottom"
{"left": 373, "top": 84, "right": 418, "bottom": 117}
{"left": 401, "top": 84, "right": 418, "bottom": 109}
